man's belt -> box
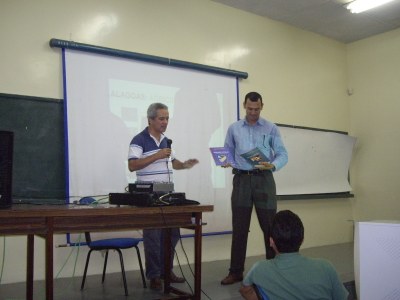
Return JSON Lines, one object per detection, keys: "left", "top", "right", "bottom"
{"left": 232, "top": 168, "right": 267, "bottom": 175}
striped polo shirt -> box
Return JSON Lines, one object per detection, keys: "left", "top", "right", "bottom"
{"left": 128, "top": 127, "right": 175, "bottom": 182}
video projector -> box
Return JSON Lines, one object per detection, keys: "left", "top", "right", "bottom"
{"left": 109, "top": 182, "right": 186, "bottom": 207}
{"left": 109, "top": 191, "right": 186, "bottom": 207}
{"left": 128, "top": 182, "right": 174, "bottom": 193}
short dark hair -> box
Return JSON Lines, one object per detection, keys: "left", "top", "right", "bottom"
{"left": 271, "top": 210, "right": 304, "bottom": 253}
{"left": 244, "top": 92, "right": 263, "bottom": 105}
{"left": 147, "top": 103, "right": 168, "bottom": 119}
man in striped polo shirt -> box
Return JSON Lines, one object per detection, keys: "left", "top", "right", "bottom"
{"left": 128, "top": 102, "right": 198, "bottom": 291}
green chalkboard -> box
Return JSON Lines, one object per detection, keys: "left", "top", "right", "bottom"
{"left": 0, "top": 93, "right": 66, "bottom": 202}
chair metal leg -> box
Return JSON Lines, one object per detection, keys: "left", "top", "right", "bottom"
{"left": 81, "top": 249, "right": 94, "bottom": 290}
{"left": 135, "top": 246, "right": 147, "bottom": 288}
{"left": 81, "top": 243, "right": 145, "bottom": 296}
{"left": 116, "top": 249, "right": 129, "bottom": 296}
{"left": 102, "top": 251, "right": 109, "bottom": 283}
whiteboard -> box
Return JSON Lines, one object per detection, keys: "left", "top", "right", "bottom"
{"left": 275, "top": 125, "right": 357, "bottom": 196}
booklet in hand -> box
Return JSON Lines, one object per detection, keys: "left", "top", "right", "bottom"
{"left": 240, "top": 147, "right": 269, "bottom": 167}
{"left": 209, "top": 147, "right": 234, "bottom": 166}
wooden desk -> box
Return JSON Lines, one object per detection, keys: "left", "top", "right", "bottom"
{"left": 0, "top": 204, "right": 213, "bottom": 300}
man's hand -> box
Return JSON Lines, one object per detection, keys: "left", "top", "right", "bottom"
{"left": 239, "top": 285, "right": 259, "bottom": 300}
{"left": 255, "top": 161, "right": 275, "bottom": 170}
{"left": 156, "top": 148, "right": 172, "bottom": 159}
{"left": 129, "top": 148, "right": 171, "bottom": 172}
{"left": 221, "top": 163, "right": 233, "bottom": 168}
{"left": 183, "top": 159, "right": 199, "bottom": 169}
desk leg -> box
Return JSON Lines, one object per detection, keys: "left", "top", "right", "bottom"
{"left": 26, "top": 234, "right": 34, "bottom": 300}
{"left": 45, "top": 219, "right": 54, "bottom": 300}
{"left": 163, "top": 227, "right": 172, "bottom": 294}
{"left": 162, "top": 214, "right": 203, "bottom": 300}
{"left": 193, "top": 212, "right": 202, "bottom": 300}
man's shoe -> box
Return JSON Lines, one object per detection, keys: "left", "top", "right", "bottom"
{"left": 161, "top": 272, "right": 186, "bottom": 283}
{"left": 170, "top": 272, "right": 185, "bottom": 283}
{"left": 161, "top": 272, "right": 185, "bottom": 283}
{"left": 150, "top": 278, "right": 162, "bottom": 291}
{"left": 220, "top": 273, "right": 243, "bottom": 285}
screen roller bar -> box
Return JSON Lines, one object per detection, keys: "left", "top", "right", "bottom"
{"left": 49, "top": 38, "right": 248, "bottom": 79}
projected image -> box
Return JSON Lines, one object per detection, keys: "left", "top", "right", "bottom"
{"left": 63, "top": 49, "right": 238, "bottom": 235}
{"left": 108, "top": 79, "right": 179, "bottom": 184}
{"left": 108, "top": 79, "right": 230, "bottom": 191}
{"left": 109, "top": 79, "right": 179, "bottom": 135}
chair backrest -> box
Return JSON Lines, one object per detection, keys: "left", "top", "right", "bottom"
{"left": 84, "top": 232, "right": 92, "bottom": 244}
{"left": 254, "top": 284, "right": 270, "bottom": 300}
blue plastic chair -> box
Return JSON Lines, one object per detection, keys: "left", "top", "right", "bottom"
{"left": 254, "top": 284, "right": 270, "bottom": 300}
{"left": 80, "top": 232, "right": 146, "bottom": 296}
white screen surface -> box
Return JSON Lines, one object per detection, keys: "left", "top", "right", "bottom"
{"left": 275, "top": 126, "right": 357, "bottom": 195}
{"left": 63, "top": 49, "right": 238, "bottom": 235}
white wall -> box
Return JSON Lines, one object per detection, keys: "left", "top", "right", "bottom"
{"left": 0, "top": 0, "right": 360, "bottom": 284}
{"left": 347, "top": 28, "right": 400, "bottom": 221}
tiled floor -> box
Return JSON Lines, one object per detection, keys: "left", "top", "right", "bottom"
{"left": 0, "top": 243, "right": 356, "bottom": 300}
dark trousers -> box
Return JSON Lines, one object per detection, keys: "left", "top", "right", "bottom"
{"left": 143, "top": 228, "right": 180, "bottom": 279}
{"left": 229, "top": 171, "right": 277, "bottom": 274}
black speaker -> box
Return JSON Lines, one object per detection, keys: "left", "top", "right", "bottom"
{"left": 0, "top": 131, "right": 13, "bottom": 209}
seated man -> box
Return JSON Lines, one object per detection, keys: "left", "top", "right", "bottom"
{"left": 240, "top": 210, "right": 349, "bottom": 300}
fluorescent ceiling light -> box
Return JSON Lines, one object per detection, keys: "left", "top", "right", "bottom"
{"left": 346, "top": 0, "right": 395, "bottom": 13}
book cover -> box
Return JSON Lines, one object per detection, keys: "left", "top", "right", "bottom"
{"left": 209, "top": 147, "right": 234, "bottom": 166}
{"left": 240, "top": 147, "right": 269, "bottom": 167}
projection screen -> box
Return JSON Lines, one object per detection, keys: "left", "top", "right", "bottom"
{"left": 63, "top": 49, "right": 239, "bottom": 237}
